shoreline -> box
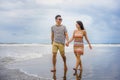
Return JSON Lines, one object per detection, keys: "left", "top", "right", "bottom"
{"left": 0, "top": 45, "right": 120, "bottom": 80}
{"left": 0, "top": 57, "right": 52, "bottom": 80}
{"left": 0, "top": 66, "right": 41, "bottom": 80}
{"left": 0, "top": 43, "right": 120, "bottom": 47}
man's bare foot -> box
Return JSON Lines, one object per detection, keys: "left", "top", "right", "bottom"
{"left": 64, "top": 65, "right": 68, "bottom": 71}
{"left": 51, "top": 69, "right": 56, "bottom": 72}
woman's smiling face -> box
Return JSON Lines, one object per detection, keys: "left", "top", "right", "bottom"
{"left": 76, "top": 23, "right": 80, "bottom": 29}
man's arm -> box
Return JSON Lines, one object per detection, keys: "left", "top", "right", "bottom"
{"left": 65, "top": 32, "right": 69, "bottom": 42}
{"left": 64, "top": 26, "right": 69, "bottom": 42}
{"left": 51, "top": 32, "right": 54, "bottom": 44}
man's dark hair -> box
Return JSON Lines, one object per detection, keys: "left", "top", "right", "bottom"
{"left": 55, "top": 15, "right": 61, "bottom": 20}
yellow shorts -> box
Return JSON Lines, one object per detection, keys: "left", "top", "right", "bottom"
{"left": 52, "top": 42, "right": 65, "bottom": 54}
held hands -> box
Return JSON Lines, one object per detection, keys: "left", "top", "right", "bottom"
{"left": 65, "top": 41, "right": 69, "bottom": 47}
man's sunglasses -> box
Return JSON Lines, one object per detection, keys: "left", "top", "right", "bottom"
{"left": 58, "top": 18, "right": 62, "bottom": 21}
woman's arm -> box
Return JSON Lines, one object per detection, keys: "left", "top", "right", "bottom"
{"left": 68, "top": 30, "right": 76, "bottom": 43}
{"left": 68, "top": 36, "right": 74, "bottom": 43}
{"left": 66, "top": 30, "right": 75, "bottom": 46}
{"left": 84, "top": 31, "right": 92, "bottom": 49}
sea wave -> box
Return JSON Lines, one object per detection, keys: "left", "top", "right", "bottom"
{"left": 0, "top": 43, "right": 119, "bottom": 63}
{"left": 0, "top": 53, "right": 43, "bottom": 63}
{"left": 0, "top": 44, "right": 52, "bottom": 62}
{"left": 19, "top": 69, "right": 52, "bottom": 80}
{"left": 90, "top": 44, "right": 120, "bottom": 47}
{"left": 0, "top": 57, "right": 15, "bottom": 64}
{"left": 14, "top": 53, "right": 43, "bottom": 61}
{"left": 0, "top": 43, "right": 120, "bottom": 47}
{"left": 0, "top": 44, "right": 51, "bottom": 47}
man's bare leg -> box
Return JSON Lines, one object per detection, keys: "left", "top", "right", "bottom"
{"left": 60, "top": 53, "right": 68, "bottom": 71}
{"left": 51, "top": 52, "right": 57, "bottom": 72}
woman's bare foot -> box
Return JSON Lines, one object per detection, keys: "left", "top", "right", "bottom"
{"left": 80, "top": 67, "right": 82, "bottom": 71}
{"left": 73, "top": 68, "right": 77, "bottom": 76}
{"left": 73, "top": 68, "right": 81, "bottom": 70}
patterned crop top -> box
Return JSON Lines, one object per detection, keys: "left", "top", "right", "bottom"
{"left": 74, "top": 30, "right": 84, "bottom": 44}
{"left": 74, "top": 30, "right": 84, "bottom": 38}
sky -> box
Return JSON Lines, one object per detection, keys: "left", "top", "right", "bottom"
{"left": 0, "top": 0, "right": 120, "bottom": 44}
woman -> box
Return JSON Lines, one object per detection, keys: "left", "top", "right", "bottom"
{"left": 66, "top": 21, "right": 92, "bottom": 72}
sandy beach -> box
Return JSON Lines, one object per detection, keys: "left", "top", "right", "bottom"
{"left": 0, "top": 44, "right": 120, "bottom": 80}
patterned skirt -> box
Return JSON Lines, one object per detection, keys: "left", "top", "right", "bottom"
{"left": 74, "top": 41, "right": 84, "bottom": 55}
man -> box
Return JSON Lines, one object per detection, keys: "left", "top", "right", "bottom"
{"left": 51, "top": 15, "right": 69, "bottom": 72}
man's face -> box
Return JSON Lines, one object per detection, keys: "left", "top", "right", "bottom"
{"left": 56, "top": 17, "right": 62, "bottom": 24}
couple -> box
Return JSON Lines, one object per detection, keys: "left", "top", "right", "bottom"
{"left": 51, "top": 15, "right": 92, "bottom": 73}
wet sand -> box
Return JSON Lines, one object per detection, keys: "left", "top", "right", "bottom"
{"left": 0, "top": 46, "right": 120, "bottom": 80}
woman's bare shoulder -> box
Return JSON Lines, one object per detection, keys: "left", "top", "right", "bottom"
{"left": 82, "top": 30, "right": 86, "bottom": 35}
{"left": 82, "top": 30, "right": 86, "bottom": 32}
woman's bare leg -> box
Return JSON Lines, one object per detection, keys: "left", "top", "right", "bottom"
{"left": 73, "top": 52, "right": 80, "bottom": 70}
{"left": 75, "top": 54, "right": 80, "bottom": 70}
{"left": 79, "top": 55, "right": 82, "bottom": 70}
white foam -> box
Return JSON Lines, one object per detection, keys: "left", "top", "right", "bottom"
{"left": 0, "top": 44, "right": 51, "bottom": 47}
{"left": 0, "top": 43, "right": 120, "bottom": 47}
{"left": 90, "top": 44, "right": 120, "bottom": 47}
{"left": 66, "top": 44, "right": 120, "bottom": 47}
{"left": 0, "top": 43, "right": 119, "bottom": 62}
{"left": 8, "top": 53, "right": 43, "bottom": 61}
{"left": 18, "top": 69, "right": 52, "bottom": 80}
{"left": 67, "top": 44, "right": 120, "bottom": 47}
{"left": 19, "top": 54, "right": 42, "bottom": 61}
{"left": 0, "top": 44, "right": 52, "bottom": 61}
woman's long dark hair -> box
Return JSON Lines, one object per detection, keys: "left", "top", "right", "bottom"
{"left": 76, "top": 21, "right": 85, "bottom": 30}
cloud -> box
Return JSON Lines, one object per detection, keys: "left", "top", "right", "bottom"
{"left": 0, "top": 0, "right": 24, "bottom": 10}
{"left": 35, "top": 0, "right": 64, "bottom": 5}
{"left": 66, "top": 0, "right": 118, "bottom": 9}
{"left": 0, "top": 0, "right": 120, "bottom": 43}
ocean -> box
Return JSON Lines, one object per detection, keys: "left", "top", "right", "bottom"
{"left": 0, "top": 44, "right": 120, "bottom": 80}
